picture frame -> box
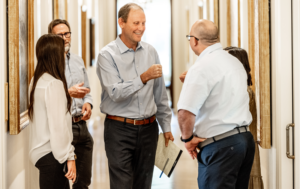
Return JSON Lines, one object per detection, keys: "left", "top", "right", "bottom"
{"left": 8, "top": 0, "right": 34, "bottom": 135}
{"left": 89, "top": 18, "right": 95, "bottom": 67}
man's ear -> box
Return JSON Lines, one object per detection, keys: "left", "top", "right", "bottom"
{"left": 193, "top": 37, "right": 199, "bottom": 47}
{"left": 118, "top": 18, "right": 125, "bottom": 29}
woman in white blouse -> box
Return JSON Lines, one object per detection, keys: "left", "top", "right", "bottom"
{"left": 28, "top": 34, "right": 76, "bottom": 188}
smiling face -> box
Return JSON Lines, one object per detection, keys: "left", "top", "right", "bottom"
{"left": 52, "top": 23, "right": 71, "bottom": 52}
{"left": 119, "top": 9, "right": 146, "bottom": 47}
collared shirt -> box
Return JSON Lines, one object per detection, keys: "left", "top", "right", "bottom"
{"left": 177, "top": 43, "right": 252, "bottom": 138}
{"left": 96, "top": 36, "right": 171, "bottom": 132}
{"left": 65, "top": 52, "right": 93, "bottom": 116}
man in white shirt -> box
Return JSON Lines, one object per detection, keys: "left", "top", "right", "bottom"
{"left": 177, "top": 19, "right": 255, "bottom": 189}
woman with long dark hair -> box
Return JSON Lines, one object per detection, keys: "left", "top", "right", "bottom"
{"left": 224, "top": 46, "right": 264, "bottom": 189}
{"left": 28, "top": 34, "right": 76, "bottom": 189}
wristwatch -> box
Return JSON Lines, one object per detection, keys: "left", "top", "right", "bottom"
{"left": 180, "top": 135, "right": 194, "bottom": 143}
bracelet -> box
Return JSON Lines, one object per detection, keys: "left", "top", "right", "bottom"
{"left": 180, "top": 135, "right": 194, "bottom": 143}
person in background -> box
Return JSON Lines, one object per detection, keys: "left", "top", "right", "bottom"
{"left": 177, "top": 19, "right": 255, "bottom": 189}
{"left": 96, "top": 3, "right": 174, "bottom": 189}
{"left": 224, "top": 46, "right": 264, "bottom": 189}
{"left": 28, "top": 34, "right": 76, "bottom": 189}
{"left": 48, "top": 19, "right": 94, "bottom": 189}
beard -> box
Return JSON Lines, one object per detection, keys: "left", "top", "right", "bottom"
{"left": 65, "top": 43, "right": 71, "bottom": 53}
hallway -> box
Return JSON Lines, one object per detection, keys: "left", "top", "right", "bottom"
{"left": 87, "top": 113, "right": 199, "bottom": 189}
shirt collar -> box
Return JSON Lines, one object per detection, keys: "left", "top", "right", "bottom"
{"left": 116, "top": 35, "right": 143, "bottom": 54}
{"left": 197, "top": 43, "right": 223, "bottom": 61}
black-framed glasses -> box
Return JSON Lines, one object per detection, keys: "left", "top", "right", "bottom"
{"left": 57, "top": 32, "right": 72, "bottom": 38}
{"left": 186, "top": 35, "right": 199, "bottom": 41}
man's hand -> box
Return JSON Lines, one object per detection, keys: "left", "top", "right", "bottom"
{"left": 81, "top": 103, "right": 92, "bottom": 121}
{"left": 140, "top": 64, "right": 162, "bottom": 84}
{"left": 179, "top": 71, "right": 188, "bottom": 83}
{"left": 185, "top": 136, "right": 206, "bottom": 159}
{"left": 68, "top": 82, "right": 90, "bottom": 98}
{"left": 164, "top": 132, "right": 174, "bottom": 147}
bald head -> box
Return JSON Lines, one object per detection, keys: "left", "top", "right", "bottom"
{"left": 191, "top": 19, "right": 219, "bottom": 46}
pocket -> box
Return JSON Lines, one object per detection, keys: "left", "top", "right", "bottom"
{"left": 198, "top": 148, "right": 213, "bottom": 167}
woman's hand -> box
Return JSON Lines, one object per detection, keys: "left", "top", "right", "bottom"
{"left": 65, "top": 160, "right": 76, "bottom": 183}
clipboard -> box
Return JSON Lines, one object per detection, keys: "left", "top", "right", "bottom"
{"left": 155, "top": 133, "right": 183, "bottom": 177}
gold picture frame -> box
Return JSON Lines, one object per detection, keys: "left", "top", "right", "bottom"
{"left": 8, "top": 0, "right": 34, "bottom": 135}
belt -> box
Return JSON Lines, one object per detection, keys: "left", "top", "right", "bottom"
{"left": 198, "top": 126, "right": 250, "bottom": 149}
{"left": 72, "top": 115, "right": 83, "bottom": 123}
{"left": 106, "top": 115, "right": 156, "bottom": 125}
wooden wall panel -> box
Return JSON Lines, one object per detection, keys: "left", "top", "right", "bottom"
{"left": 248, "top": 0, "right": 255, "bottom": 93}
{"left": 214, "top": 0, "right": 219, "bottom": 28}
{"left": 227, "top": 0, "right": 231, "bottom": 46}
{"left": 238, "top": 0, "right": 241, "bottom": 47}
{"left": 258, "top": 0, "right": 271, "bottom": 149}
{"left": 81, "top": 7, "right": 87, "bottom": 67}
{"left": 8, "top": 0, "right": 20, "bottom": 135}
{"left": 28, "top": 0, "right": 34, "bottom": 85}
{"left": 54, "top": 0, "right": 59, "bottom": 19}
{"left": 65, "top": 0, "right": 68, "bottom": 20}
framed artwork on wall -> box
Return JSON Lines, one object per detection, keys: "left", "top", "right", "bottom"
{"left": 8, "top": 0, "right": 34, "bottom": 135}
{"left": 89, "top": 18, "right": 95, "bottom": 67}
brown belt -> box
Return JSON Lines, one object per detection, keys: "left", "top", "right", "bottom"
{"left": 72, "top": 115, "right": 83, "bottom": 123}
{"left": 107, "top": 115, "right": 156, "bottom": 125}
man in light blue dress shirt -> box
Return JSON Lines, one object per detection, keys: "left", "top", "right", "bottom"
{"left": 49, "top": 19, "right": 94, "bottom": 189}
{"left": 96, "top": 3, "right": 174, "bottom": 189}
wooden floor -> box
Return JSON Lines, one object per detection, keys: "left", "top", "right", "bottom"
{"left": 86, "top": 113, "right": 199, "bottom": 189}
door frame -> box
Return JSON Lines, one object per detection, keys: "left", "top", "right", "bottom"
{"left": 271, "top": 0, "right": 293, "bottom": 188}
{"left": 292, "top": 0, "right": 300, "bottom": 188}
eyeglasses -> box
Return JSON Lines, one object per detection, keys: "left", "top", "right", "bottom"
{"left": 56, "top": 32, "right": 72, "bottom": 38}
{"left": 186, "top": 35, "right": 199, "bottom": 41}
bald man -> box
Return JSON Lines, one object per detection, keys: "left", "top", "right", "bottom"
{"left": 177, "top": 20, "right": 255, "bottom": 189}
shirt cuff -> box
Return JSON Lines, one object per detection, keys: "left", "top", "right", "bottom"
{"left": 133, "top": 76, "right": 144, "bottom": 91}
{"left": 67, "top": 152, "right": 76, "bottom": 161}
{"left": 161, "top": 124, "right": 171, "bottom": 133}
{"left": 83, "top": 98, "right": 93, "bottom": 107}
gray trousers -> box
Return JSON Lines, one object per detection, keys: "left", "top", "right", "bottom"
{"left": 104, "top": 118, "right": 159, "bottom": 189}
{"left": 71, "top": 120, "right": 94, "bottom": 189}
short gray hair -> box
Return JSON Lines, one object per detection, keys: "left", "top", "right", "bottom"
{"left": 118, "top": 3, "right": 144, "bottom": 23}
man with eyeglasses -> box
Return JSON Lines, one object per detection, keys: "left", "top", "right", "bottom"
{"left": 48, "top": 19, "right": 94, "bottom": 189}
{"left": 177, "top": 19, "right": 254, "bottom": 189}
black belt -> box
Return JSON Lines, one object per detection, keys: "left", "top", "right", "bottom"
{"left": 198, "top": 126, "right": 250, "bottom": 149}
{"left": 72, "top": 115, "right": 83, "bottom": 123}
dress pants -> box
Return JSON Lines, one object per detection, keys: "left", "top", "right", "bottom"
{"left": 104, "top": 118, "right": 159, "bottom": 189}
{"left": 71, "top": 120, "right": 94, "bottom": 189}
{"left": 197, "top": 132, "right": 255, "bottom": 189}
{"left": 35, "top": 152, "right": 69, "bottom": 189}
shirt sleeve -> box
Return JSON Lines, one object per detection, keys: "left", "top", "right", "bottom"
{"left": 96, "top": 52, "right": 144, "bottom": 103}
{"left": 45, "top": 80, "right": 75, "bottom": 163}
{"left": 177, "top": 68, "right": 213, "bottom": 115}
{"left": 153, "top": 52, "right": 172, "bottom": 133}
{"left": 82, "top": 67, "right": 93, "bottom": 108}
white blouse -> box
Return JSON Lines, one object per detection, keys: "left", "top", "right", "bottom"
{"left": 29, "top": 73, "right": 75, "bottom": 165}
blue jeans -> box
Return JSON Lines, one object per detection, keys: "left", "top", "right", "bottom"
{"left": 197, "top": 132, "right": 255, "bottom": 189}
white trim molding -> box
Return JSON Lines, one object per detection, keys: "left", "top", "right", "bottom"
{"left": 292, "top": 0, "right": 300, "bottom": 188}
{"left": 0, "top": 0, "right": 8, "bottom": 188}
